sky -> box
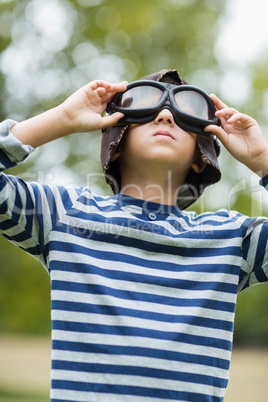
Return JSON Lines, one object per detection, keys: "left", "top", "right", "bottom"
{"left": 218, "top": 0, "right": 268, "bottom": 66}
{"left": 215, "top": 0, "right": 268, "bottom": 105}
{"left": 210, "top": 0, "right": 268, "bottom": 208}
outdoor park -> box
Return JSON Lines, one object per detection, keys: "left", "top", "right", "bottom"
{"left": 0, "top": 336, "right": 268, "bottom": 402}
{"left": 1, "top": 0, "right": 268, "bottom": 400}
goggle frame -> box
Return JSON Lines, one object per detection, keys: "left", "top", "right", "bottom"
{"left": 107, "top": 80, "right": 220, "bottom": 141}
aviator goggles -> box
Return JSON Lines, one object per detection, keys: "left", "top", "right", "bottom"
{"left": 106, "top": 80, "right": 220, "bottom": 141}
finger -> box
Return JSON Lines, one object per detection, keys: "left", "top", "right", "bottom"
{"left": 85, "top": 80, "right": 127, "bottom": 95}
{"left": 96, "top": 82, "right": 127, "bottom": 98}
{"left": 204, "top": 124, "right": 229, "bottom": 146}
{"left": 216, "top": 107, "right": 238, "bottom": 116}
{"left": 82, "top": 81, "right": 112, "bottom": 100}
{"left": 100, "top": 112, "right": 125, "bottom": 129}
{"left": 215, "top": 108, "right": 239, "bottom": 124}
{"left": 90, "top": 80, "right": 112, "bottom": 90}
{"left": 107, "top": 81, "right": 128, "bottom": 93}
{"left": 209, "top": 94, "right": 229, "bottom": 110}
{"left": 227, "top": 112, "right": 252, "bottom": 125}
{"left": 101, "top": 83, "right": 128, "bottom": 104}
{"left": 99, "top": 91, "right": 119, "bottom": 104}
{"left": 96, "top": 87, "right": 108, "bottom": 96}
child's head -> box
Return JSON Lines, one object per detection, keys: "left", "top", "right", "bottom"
{"left": 101, "top": 69, "right": 221, "bottom": 208}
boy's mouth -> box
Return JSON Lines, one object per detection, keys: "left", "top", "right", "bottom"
{"left": 154, "top": 130, "right": 174, "bottom": 140}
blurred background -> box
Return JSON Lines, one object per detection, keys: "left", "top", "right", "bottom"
{"left": 0, "top": 0, "right": 268, "bottom": 400}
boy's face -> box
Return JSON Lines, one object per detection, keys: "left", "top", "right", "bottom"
{"left": 117, "top": 108, "right": 202, "bottom": 182}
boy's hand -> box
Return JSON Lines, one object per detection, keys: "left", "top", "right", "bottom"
{"left": 11, "top": 80, "right": 127, "bottom": 148}
{"left": 59, "top": 80, "right": 127, "bottom": 134}
{"left": 205, "top": 94, "right": 268, "bottom": 177}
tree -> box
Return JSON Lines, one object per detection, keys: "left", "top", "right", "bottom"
{"left": 1, "top": 0, "right": 268, "bottom": 344}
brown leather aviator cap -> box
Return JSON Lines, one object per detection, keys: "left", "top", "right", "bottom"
{"left": 101, "top": 69, "right": 221, "bottom": 209}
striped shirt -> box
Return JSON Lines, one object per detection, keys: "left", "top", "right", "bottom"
{"left": 1, "top": 119, "right": 268, "bottom": 402}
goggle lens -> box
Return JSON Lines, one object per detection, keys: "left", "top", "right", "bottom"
{"left": 118, "top": 86, "right": 163, "bottom": 109}
{"left": 117, "top": 86, "right": 211, "bottom": 120}
{"left": 174, "top": 91, "right": 211, "bottom": 120}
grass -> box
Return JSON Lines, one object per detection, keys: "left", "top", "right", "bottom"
{"left": 1, "top": 336, "right": 268, "bottom": 401}
{"left": 0, "top": 388, "right": 48, "bottom": 402}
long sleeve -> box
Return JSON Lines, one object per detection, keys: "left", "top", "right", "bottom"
{"left": 0, "top": 120, "right": 79, "bottom": 270}
{"left": 238, "top": 176, "right": 268, "bottom": 291}
{"left": 0, "top": 120, "right": 35, "bottom": 168}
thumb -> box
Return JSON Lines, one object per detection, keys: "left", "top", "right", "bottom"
{"left": 101, "top": 112, "right": 125, "bottom": 129}
{"left": 204, "top": 124, "right": 228, "bottom": 147}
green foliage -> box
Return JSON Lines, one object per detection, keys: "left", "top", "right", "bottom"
{"left": 0, "top": 236, "right": 50, "bottom": 335}
{"left": 234, "top": 284, "right": 268, "bottom": 347}
{"left": 0, "top": 0, "right": 224, "bottom": 190}
{"left": 0, "top": 387, "right": 48, "bottom": 402}
{"left": 0, "top": 0, "right": 268, "bottom": 346}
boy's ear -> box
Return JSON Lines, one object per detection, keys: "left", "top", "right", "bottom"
{"left": 191, "top": 156, "right": 206, "bottom": 174}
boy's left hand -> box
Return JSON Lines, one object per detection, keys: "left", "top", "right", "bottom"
{"left": 205, "top": 94, "right": 268, "bottom": 178}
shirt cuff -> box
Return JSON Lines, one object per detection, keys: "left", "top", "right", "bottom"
{"left": 259, "top": 174, "right": 268, "bottom": 190}
{"left": 0, "top": 119, "right": 35, "bottom": 163}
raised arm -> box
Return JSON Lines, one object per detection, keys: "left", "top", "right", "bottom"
{"left": 205, "top": 94, "right": 268, "bottom": 178}
{"left": 10, "top": 80, "right": 127, "bottom": 148}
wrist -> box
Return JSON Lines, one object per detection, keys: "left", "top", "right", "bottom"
{"left": 56, "top": 104, "right": 76, "bottom": 136}
{"left": 247, "top": 147, "right": 268, "bottom": 178}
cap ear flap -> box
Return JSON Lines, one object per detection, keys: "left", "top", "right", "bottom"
{"left": 111, "top": 151, "right": 120, "bottom": 162}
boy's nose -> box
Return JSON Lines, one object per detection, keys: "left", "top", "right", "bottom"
{"left": 154, "top": 108, "right": 175, "bottom": 126}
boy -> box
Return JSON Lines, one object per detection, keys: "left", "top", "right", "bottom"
{"left": 1, "top": 69, "right": 268, "bottom": 401}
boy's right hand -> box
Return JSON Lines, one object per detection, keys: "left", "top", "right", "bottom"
{"left": 10, "top": 80, "right": 127, "bottom": 148}
{"left": 59, "top": 80, "right": 128, "bottom": 134}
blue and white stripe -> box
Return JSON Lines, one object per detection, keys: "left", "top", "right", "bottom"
{"left": 1, "top": 120, "right": 268, "bottom": 401}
